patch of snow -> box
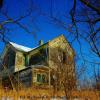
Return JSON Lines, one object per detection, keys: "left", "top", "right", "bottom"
{"left": 9, "top": 42, "right": 33, "bottom": 52}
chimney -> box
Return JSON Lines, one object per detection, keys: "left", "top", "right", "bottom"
{"left": 39, "top": 40, "right": 44, "bottom": 45}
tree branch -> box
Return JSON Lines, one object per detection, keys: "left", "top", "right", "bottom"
{"left": 80, "top": 0, "right": 100, "bottom": 14}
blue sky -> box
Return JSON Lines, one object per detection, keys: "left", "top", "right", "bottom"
{"left": 0, "top": 0, "right": 73, "bottom": 49}
{"left": 0, "top": 0, "right": 100, "bottom": 80}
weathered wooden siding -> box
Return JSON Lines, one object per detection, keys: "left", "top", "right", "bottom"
{"left": 14, "top": 68, "right": 32, "bottom": 88}
{"left": 49, "top": 35, "right": 74, "bottom": 69}
{"left": 48, "top": 35, "right": 76, "bottom": 87}
{"left": 15, "top": 52, "right": 25, "bottom": 72}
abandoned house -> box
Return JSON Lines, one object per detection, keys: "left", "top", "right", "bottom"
{"left": 0, "top": 35, "right": 75, "bottom": 89}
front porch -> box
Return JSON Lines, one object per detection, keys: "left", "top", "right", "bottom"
{"left": 0, "top": 65, "right": 52, "bottom": 90}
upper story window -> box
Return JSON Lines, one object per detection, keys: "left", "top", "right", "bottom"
{"left": 3, "top": 49, "right": 15, "bottom": 69}
{"left": 29, "top": 47, "right": 48, "bottom": 66}
{"left": 57, "top": 50, "right": 67, "bottom": 64}
{"left": 62, "top": 52, "right": 66, "bottom": 63}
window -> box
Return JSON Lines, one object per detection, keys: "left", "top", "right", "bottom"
{"left": 29, "top": 48, "right": 48, "bottom": 65}
{"left": 3, "top": 49, "right": 15, "bottom": 68}
{"left": 37, "top": 74, "right": 47, "bottom": 83}
{"left": 42, "top": 74, "right": 46, "bottom": 83}
{"left": 63, "top": 52, "right": 66, "bottom": 63}
{"left": 37, "top": 74, "right": 41, "bottom": 82}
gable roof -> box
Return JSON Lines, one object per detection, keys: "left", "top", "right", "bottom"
{"left": 0, "top": 34, "right": 74, "bottom": 60}
{"left": 4, "top": 34, "right": 73, "bottom": 53}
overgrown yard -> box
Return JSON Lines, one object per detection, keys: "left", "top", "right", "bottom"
{"left": 0, "top": 88, "right": 100, "bottom": 100}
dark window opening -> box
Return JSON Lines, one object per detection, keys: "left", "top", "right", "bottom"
{"left": 63, "top": 52, "right": 66, "bottom": 63}
{"left": 24, "top": 54, "right": 28, "bottom": 66}
{"left": 29, "top": 48, "right": 48, "bottom": 66}
{"left": 42, "top": 74, "right": 47, "bottom": 83}
{"left": 37, "top": 74, "right": 41, "bottom": 82}
{"left": 37, "top": 74, "right": 47, "bottom": 83}
{"left": 3, "top": 49, "right": 15, "bottom": 69}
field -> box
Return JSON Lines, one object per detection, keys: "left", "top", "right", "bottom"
{"left": 0, "top": 87, "right": 100, "bottom": 100}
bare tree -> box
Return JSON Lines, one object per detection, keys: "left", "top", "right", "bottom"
{"left": 0, "top": 0, "right": 40, "bottom": 43}
{"left": 69, "top": 1, "right": 100, "bottom": 91}
{"left": 0, "top": 0, "right": 40, "bottom": 92}
{"left": 70, "top": 0, "right": 100, "bottom": 58}
{"left": 0, "top": 0, "right": 99, "bottom": 98}
{"left": 93, "top": 64, "right": 100, "bottom": 90}
{"left": 49, "top": 46, "right": 76, "bottom": 99}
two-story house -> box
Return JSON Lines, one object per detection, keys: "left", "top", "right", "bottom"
{"left": 0, "top": 35, "right": 75, "bottom": 90}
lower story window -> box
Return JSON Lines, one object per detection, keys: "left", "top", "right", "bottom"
{"left": 37, "top": 74, "right": 41, "bottom": 82}
{"left": 37, "top": 74, "right": 47, "bottom": 83}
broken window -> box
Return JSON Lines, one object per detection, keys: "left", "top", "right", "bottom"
{"left": 29, "top": 47, "right": 48, "bottom": 66}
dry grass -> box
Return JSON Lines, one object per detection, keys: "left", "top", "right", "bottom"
{"left": 0, "top": 87, "right": 100, "bottom": 100}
